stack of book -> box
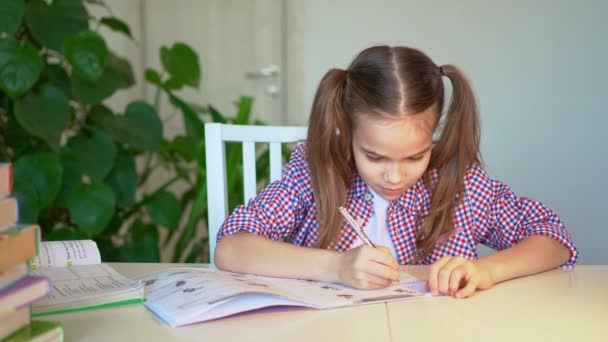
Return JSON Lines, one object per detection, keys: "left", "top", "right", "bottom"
{"left": 0, "top": 163, "right": 64, "bottom": 341}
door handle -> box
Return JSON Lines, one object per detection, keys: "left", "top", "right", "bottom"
{"left": 245, "top": 64, "right": 280, "bottom": 79}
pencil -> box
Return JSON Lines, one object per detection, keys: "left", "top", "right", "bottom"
{"left": 338, "top": 206, "right": 376, "bottom": 248}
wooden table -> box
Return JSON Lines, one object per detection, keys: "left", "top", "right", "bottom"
{"left": 50, "top": 264, "right": 608, "bottom": 341}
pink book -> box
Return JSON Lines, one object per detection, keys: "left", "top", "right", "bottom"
{"left": 0, "top": 276, "right": 50, "bottom": 316}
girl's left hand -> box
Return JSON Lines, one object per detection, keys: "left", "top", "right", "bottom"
{"left": 427, "top": 256, "right": 496, "bottom": 299}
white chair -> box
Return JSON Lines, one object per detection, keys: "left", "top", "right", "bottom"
{"left": 205, "top": 123, "right": 307, "bottom": 264}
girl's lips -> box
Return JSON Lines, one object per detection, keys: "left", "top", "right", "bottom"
{"left": 380, "top": 186, "right": 405, "bottom": 196}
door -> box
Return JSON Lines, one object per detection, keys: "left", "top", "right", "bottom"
{"left": 139, "top": 0, "right": 286, "bottom": 127}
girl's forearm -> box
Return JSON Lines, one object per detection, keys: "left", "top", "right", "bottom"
{"left": 474, "top": 235, "right": 571, "bottom": 285}
{"left": 214, "top": 231, "right": 342, "bottom": 282}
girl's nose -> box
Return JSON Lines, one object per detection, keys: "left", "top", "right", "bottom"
{"left": 384, "top": 163, "right": 403, "bottom": 185}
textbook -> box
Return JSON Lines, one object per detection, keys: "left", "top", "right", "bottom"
{"left": 0, "top": 197, "right": 18, "bottom": 230}
{"left": 0, "top": 163, "right": 12, "bottom": 199}
{"left": 0, "top": 224, "right": 39, "bottom": 270}
{"left": 0, "top": 307, "right": 30, "bottom": 340}
{"left": 0, "top": 276, "right": 50, "bottom": 317}
{"left": 0, "top": 263, "right": 30, "bottom": 292}
{"left": 30, "top": 240, "right": 144, "bottom": 316}
{"left": 138, "top": 267, "right": 430, "bottom": 327}
{"left": 3, "top": 320, "right": 63, "bottom": 342}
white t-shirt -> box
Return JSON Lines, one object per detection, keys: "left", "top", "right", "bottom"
{"left": 350, "top": 187, "right": 398, "bottom": 258}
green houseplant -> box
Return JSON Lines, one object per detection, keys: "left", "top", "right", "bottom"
{"left": 0, "top": 0, "right": 280, "bottom": 263}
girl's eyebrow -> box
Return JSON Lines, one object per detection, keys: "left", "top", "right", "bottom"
{"left": 360, "top": 145, "right": 432, "bottom": 159}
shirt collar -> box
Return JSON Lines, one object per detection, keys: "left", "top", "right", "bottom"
{"left": 396, "top": 179, "right": 425, "bottom": 213}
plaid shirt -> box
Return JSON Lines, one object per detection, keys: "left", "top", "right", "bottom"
{"left": 218, "top": 144, "right": 578, "bottom": 267}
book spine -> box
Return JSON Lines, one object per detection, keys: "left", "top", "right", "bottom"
{"left": 0, "top": 276, "right": 51, "bottom": 312}
{"left": 8, "top": 164, "right": 12, "bottom": 194}
{"left": 0, "top": 197, "right": 19, "bottom": 231}
{"left": 0, "top": 163, "right": 13, "bottom": 199}
{"left": 0, "top": 225, "right": 40, "bottom": 271}
{"left": 0, "top": 263, "right": 29, "bottom": 292}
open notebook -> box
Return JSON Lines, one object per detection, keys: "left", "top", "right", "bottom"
{"left": 30, "top": 240, "right": 144, "bottom": 316}
{"left": 138, "top": 266, "right": 430, "bottom": 327}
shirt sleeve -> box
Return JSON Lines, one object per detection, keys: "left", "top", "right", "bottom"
{"left": 466, "top": 164, "right": 579, "bottom": 268}
{"left": 216, "top": 145, "right": 311, "bottom": 242}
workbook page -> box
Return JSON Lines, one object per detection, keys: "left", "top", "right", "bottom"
{"left": 31, "top": 240, "right": 101, "bottom": 269}
{"left": 262, "top": 268, "right": 428, "bottom": 308}
{"left": 33, "top": 263, "right": 141, "bottom": 305}
{"left": 140, "top": 268, "right": 301, "bottom": 308}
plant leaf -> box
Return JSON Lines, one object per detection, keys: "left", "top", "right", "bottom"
{"left": 14, "top": 152, "right": 63, "bottom": 210}
{"left": 56, "top": 147, "right": 83, "bottom": 207}
{"left": 0, "top": 0, "right": 25, "bottom": 35}
{"left": 89, "top": 101, "right": 163, "bottom": 151}
{"left": 99, "top": 16, "right": 133, "bottom": 39}
{"left": 144, "top": 68, "right": 162, "bottom": 86}
{"left": 14, "top": 84, "right": 70, "bottom": 150}
{"left": 45, "top": 227, "right": 80, "bottom": 241}
{"left": 160, "top": 42, "right": 200, "bottom": 89}
{"left": 63, "top": 30, "right": 108, "bottom": 82}
{"left": 25, "top": 0, "right": 89, "bottom": 51}
{"left": 5, "top": 112, "right": 30, "bottom": 158}
{"left": 173, "top": 185, "right": 206, "bottom": 262}
{"left": 105, "top": 147, "right": 136, "bottom": 207}
{"left": 122, "top": 220, "right": 160, "bottom": 262}
{"left": 44, "top": 63, "right": 70, "bottom": 98}
{"left": 169, "top": 93, "right": 204, "bottom": 144}
{"left": 145, "top": 191, "right": 181, "bottom": 231}
{"left": 66, "top": 129, "right": 117, "bottom": 181}
{"left": 0, "top": 37, "right": 43, "bottom": 98}
{"left": 207, "top": 105, "right": 227, "bottom": 124}
{"left": 166, "top": 135, "right": 195, "bottom": 162}
{"left": 67, "top": 181, "right": 115, "bottom": 235}
{"left": 71, "top": 52, "right": 134, "bottom": 105}
{"left": 234, "top": 96, "right": 253, "bottom": 125}
{"left": 12, "top": 178, "right": 39, "bottom": 223}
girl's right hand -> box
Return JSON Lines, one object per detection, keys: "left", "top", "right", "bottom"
{"left": 336, "top": 245, "right": 400, "bottom": 289}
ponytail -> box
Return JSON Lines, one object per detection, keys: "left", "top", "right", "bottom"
{"left": 306, "top": 69, "right": 353, "bottom": 248}
{"left": 417, "top": 64, "right": 481, "bottom": 261}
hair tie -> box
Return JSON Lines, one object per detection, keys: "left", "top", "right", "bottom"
{"left": 438, "top": 66, "right": 444, "bottom": 76}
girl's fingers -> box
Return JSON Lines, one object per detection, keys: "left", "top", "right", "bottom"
{"left": 448, "top": 265, "right": 469, "bottom": 294}
{"left": 352, "top": 270, "right": 394, "bottom": 289}
{"left": 428, "top": 256, "right": 452, "bottom": 294}
{"left": 436, "top": 257, "right": 467, "bottom": 294}
{"left": 455, "top": 273, "right": 478, "bottom": 299}
{"left": 365, "top": 273, "right": 395, "bottom": 289}
{"left": 365, "top": 261, "right": 400, "bottom": 282}
{"left": 370, "top": 246, "right": 399, "bottom": 269}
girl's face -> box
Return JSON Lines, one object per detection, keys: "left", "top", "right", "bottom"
{"left": 352, "top": 109, "right": 436, "bottom": 201}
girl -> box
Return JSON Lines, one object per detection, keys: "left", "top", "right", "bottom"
{"left": 214, "top": 45, "right": 577, "bottom": 298}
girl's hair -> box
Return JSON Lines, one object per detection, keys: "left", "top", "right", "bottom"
{"left": 306, "top": 46, "right": 481, "bottom": 261}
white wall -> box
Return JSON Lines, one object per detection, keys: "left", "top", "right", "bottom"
{"left": 286, "top": 0, "right": 608, "bottom": 264}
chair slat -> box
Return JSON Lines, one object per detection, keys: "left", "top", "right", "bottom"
{"left": 242, "top": 141, "right": 257, "bottom": 203}
{"left": 221, "top": 125, "right": 305, "bottom": 143}
{"left": 269, "top": 142, "right": 282, "bottom": 182}
{"left": 205, "top": 124, "right": 229, "bottom": 264}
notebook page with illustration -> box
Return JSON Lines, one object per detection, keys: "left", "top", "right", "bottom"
{"left": 139, "top": 266, "right": 429, "bottom": 327}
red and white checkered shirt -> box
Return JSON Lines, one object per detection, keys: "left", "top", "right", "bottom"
{"left": 217, "top": 144, "right": 578, "bottom": 267}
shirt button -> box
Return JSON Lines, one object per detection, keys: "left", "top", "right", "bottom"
{"left": 364, "top": 193, "right": 372, "bottom": 201}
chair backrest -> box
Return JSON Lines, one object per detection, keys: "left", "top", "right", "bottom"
{"left": 205, "top": 123, "right": 307, "bottom": 264}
